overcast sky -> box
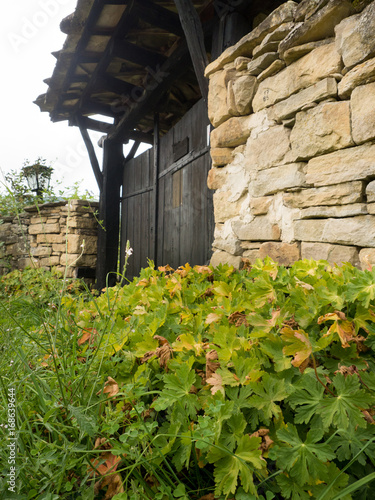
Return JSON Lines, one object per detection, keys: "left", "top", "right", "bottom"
{"left": 0, "top": 0, "right": 144, "bottom": 198}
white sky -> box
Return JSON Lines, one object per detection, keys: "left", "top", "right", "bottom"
{"left": 0, "top": 0, "right": 147, "bottom": 199}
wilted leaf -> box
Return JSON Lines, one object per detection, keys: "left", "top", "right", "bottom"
{"left": 90, "top": 440, "right": 124, "bottom": 499}
{"left": 319, "top": 311, "right": 356, "bottom": 347}
{"left": 250, "top": 428, "right": 274, "bottom": 455}
{"left": 78, "top": 328, "right": 98, "bottom": 346}
{"left": 97, "top": 376, "right": 119, "bottom": 398}
{"left": 228, "top": 311, "right": 249, "bottom": 327}
{"left": 156, "top": 343, "right": 173, "bottom": 369}
{"left": 158, "top": 264, "right": 174, "bottom": 272}
{"left": 205, "top": 312, "right": 223, "bottom": 324}
{"left": 206, "top": 372, "right": 225, "bottom": 396}
{"left": 206, "top": 349, "right": 220, "bottom": 380}
{"left": 281, "top": 326, "right": 312, "bottom": 370}
{"left": 195, "top": 265, "right": 213, "bottom": 275}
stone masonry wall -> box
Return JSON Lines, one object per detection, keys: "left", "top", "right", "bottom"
{"left": 0, "top": 199, "right": 99, "bottom": 278}
{"left": 206, "top": 0, "right": 375, "bottom": 269}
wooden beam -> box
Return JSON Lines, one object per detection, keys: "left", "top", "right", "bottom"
{"left": 77, "top": 120, "right": 103, "bottom": 192}
{"left": 81, "top": 99, "right": 121, "bottom": 119}
{"left": 96, "top": 139, "right": 124, "bottom": 289}
{"left": 152, "top": 114, "right": 160, "bottom": 266}
{"left": 96, "top": 74, "right": 136, "bottom": 95}
{"left": 73, "top": 116, "right": 115, "bottom": 134}
{"left": 128, "top": 131, "right": 153, "bottom": 145}
{"left": 108, "top": 39, "right": 191, "bottom": 142}
{"left": 112, "top": 39, "right": 166, "bottom": 68}
{"left": 124, "top": 141, "right": 140, "bottom": 163}
{"left": 173, "top": 0, "right": 209, "bottom": 102}
{"left": 133, "top": 0, "right": 183, "bottom": 36}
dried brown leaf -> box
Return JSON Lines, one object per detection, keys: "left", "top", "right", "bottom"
{"left": 206, "top": 349, "right": 220, "bottom": 380}
{"left": 228, "top": 311, "right": 249, "bottom": 327}
{"left": 156, "top": 343, "right": 173, "bottom": 369}
{"left": 250, "top": 428, "right": 274, "bottom": 454}
{"left": 97, "top": 377, "right": 119, "bottom": 398}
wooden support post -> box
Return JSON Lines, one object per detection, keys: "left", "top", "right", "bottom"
{"left": 96, "top": 138, "right": 124, "bottom": 289}
{"left": 152, "top": 114, "right": 160, "bottom": 266}
{"left": 78, "top": 122, "right": 103, "bottom": 192}
{"left": 173, "top": 0, "right": 209, "bottom": 102}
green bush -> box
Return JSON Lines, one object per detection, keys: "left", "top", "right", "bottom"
{"left": 1, "top": 259, "right": 375, "bottom": 499}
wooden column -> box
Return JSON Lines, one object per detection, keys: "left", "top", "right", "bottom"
{"left": 173, "top": 0, "right": 209, "bottom": 102}
{"left": 152, "top": 113, "right": 160, "bottom": 267}
{"left": 96, "top": 138, "right": 124, "bottom": 289}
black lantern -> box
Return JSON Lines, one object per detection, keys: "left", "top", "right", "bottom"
{"left": 22, "top": 159, "right": 53, "bottom": 198}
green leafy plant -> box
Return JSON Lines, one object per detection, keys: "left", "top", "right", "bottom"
{"left": 1, "top": 258, "right": 375, "bottom": 499}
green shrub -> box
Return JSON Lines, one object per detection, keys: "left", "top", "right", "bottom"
{"left": 1, "top": 259, "right": 375, "bottom": 499}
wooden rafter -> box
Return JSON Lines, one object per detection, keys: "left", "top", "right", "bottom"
{"left": 112, "top": 39, "right": 167, "bottom": 68}
{"left": 108, "top": 38, "right": 191, "bottom": 142}
{"left": 173, "top": 0, "right": 209, "bottom": 102}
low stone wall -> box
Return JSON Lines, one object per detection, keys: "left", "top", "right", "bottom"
{"left": 0, "top": 200, "right": 99, "bottom": 278}
{"left": 206, "top": 0, "right": 375, "bottom": 269}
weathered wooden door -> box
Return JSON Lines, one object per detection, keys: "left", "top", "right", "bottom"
{"left": 121, "top": 99, "right": 213, "bottom": 279}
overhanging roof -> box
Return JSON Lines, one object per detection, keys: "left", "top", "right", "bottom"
{"left": 35, "top": 0, "right": 215, "bottom": 142}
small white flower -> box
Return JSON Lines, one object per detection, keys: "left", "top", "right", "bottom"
{"left": 125, "top": 247, "right": 133, "bottom": 257}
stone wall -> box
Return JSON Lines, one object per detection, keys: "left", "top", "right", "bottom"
{"left": 206, "top": 0, "right": 375, "bottom": 269}
{"left": 0, "top": 200, "right": 99, "bottom": 278}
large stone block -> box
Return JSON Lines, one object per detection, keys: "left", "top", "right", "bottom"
{"left": 227, "top": 75, "right": 258, "bottom": 116}
{"left": 245, "top": 125, "right": 294, "bottom": 171}
{"left": 211, "top": 110, "right": 275, "bottom": 148}
{"left": 213, "top": 191, "right": 244, "bottom": 223}
{"left": 250, "top": 196, "right": 273, "bottom": 215}
{"left": 251, "top": 162, "right": 306, "bottom": 196}
{"left": 359, "top": 248, "right": 375, "bottom": 270}
{"left": 29, "top": 222, "right": 60, "bottom": 235}
{"left": 279, "top": 0, "right": 354, "bottom": 58}
{"left": 247, "top": 52, "right": 279, "bottom": 76}
{"left": 301, "top": 242, "right": 360, "bottom": 266}
{"left": 282, "top": 38, "right": 334, "bottom": 65}
{"left": 68, "top": 217, "right": 97, "bottom": 229}
{"left": 338, "top": 57, "right": 375, "bottom": 98}
{"left": 205, "top": 1, "right": 298, "bottom": 76}
{"left": 272, "top": 77, "right": 337, "bottom": 121}
{"left": 67, "top": 234, "right": 97, "bottom": 254}
{"left": 253, "top": 40, "right": 280, "bottom": 58}
{"left": 257, "top": 60, "right": 286, "bottom": 82}
{"left": 258, "top": 241, "right": 300, "bottom": 266}
{"left": 207, "top": 167, "right": 227, "bottom": 190}
{"left": 253, "top": 42, "right": 342, "bottom": 111}
{"left": 306, "top": 144, "right": 375, "bottom": 186}
{"left": 36, "top": 233, "right": 64, "bottom": 244}
{"left": 208, "top": 68, "right": 236, "bottom": 127}
{"left": 232, "top": 217, "right": 281, "bottom": 241}
{"left": 335, "top": 3, "right": 375, "bottom": 69}
{"left": 210, "top": 148, "right": 234, "bottom": 167}
{"left": 351, "top": 82, "right": 375, "bottom": 144}
{"left": 290, "top": 101, "right": 353, "bottom": 160}
{"left": 60, "top": 253, "right": 97, "bottom": 267}
{"left": 366, "top": 180, "right": 375, "bottom": 202}
{"left": 213, "top": 237, "right": 242, "bottom": 256}
{"left": 30, "top": 246, "right": 52, "bottom": 257}
{"left": 211, "top": 116, "right": 251, "bottom": 148}
{"left": 283, "top": 181, "right": 363, "bottom": 208}
{"left": 299, "top": 203, "right": 367, "bottom": 219}
{"left": 295, "top": 215, "right": 375, "bottom": 247}
{"left": 294, "top": 0, "right": 330, "bottom": 22}
{"left": 38, "top": 256, "right": 61, "bottom": 267}
{"left": 210, "top": 250, "right": 242, "bottom": 269}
